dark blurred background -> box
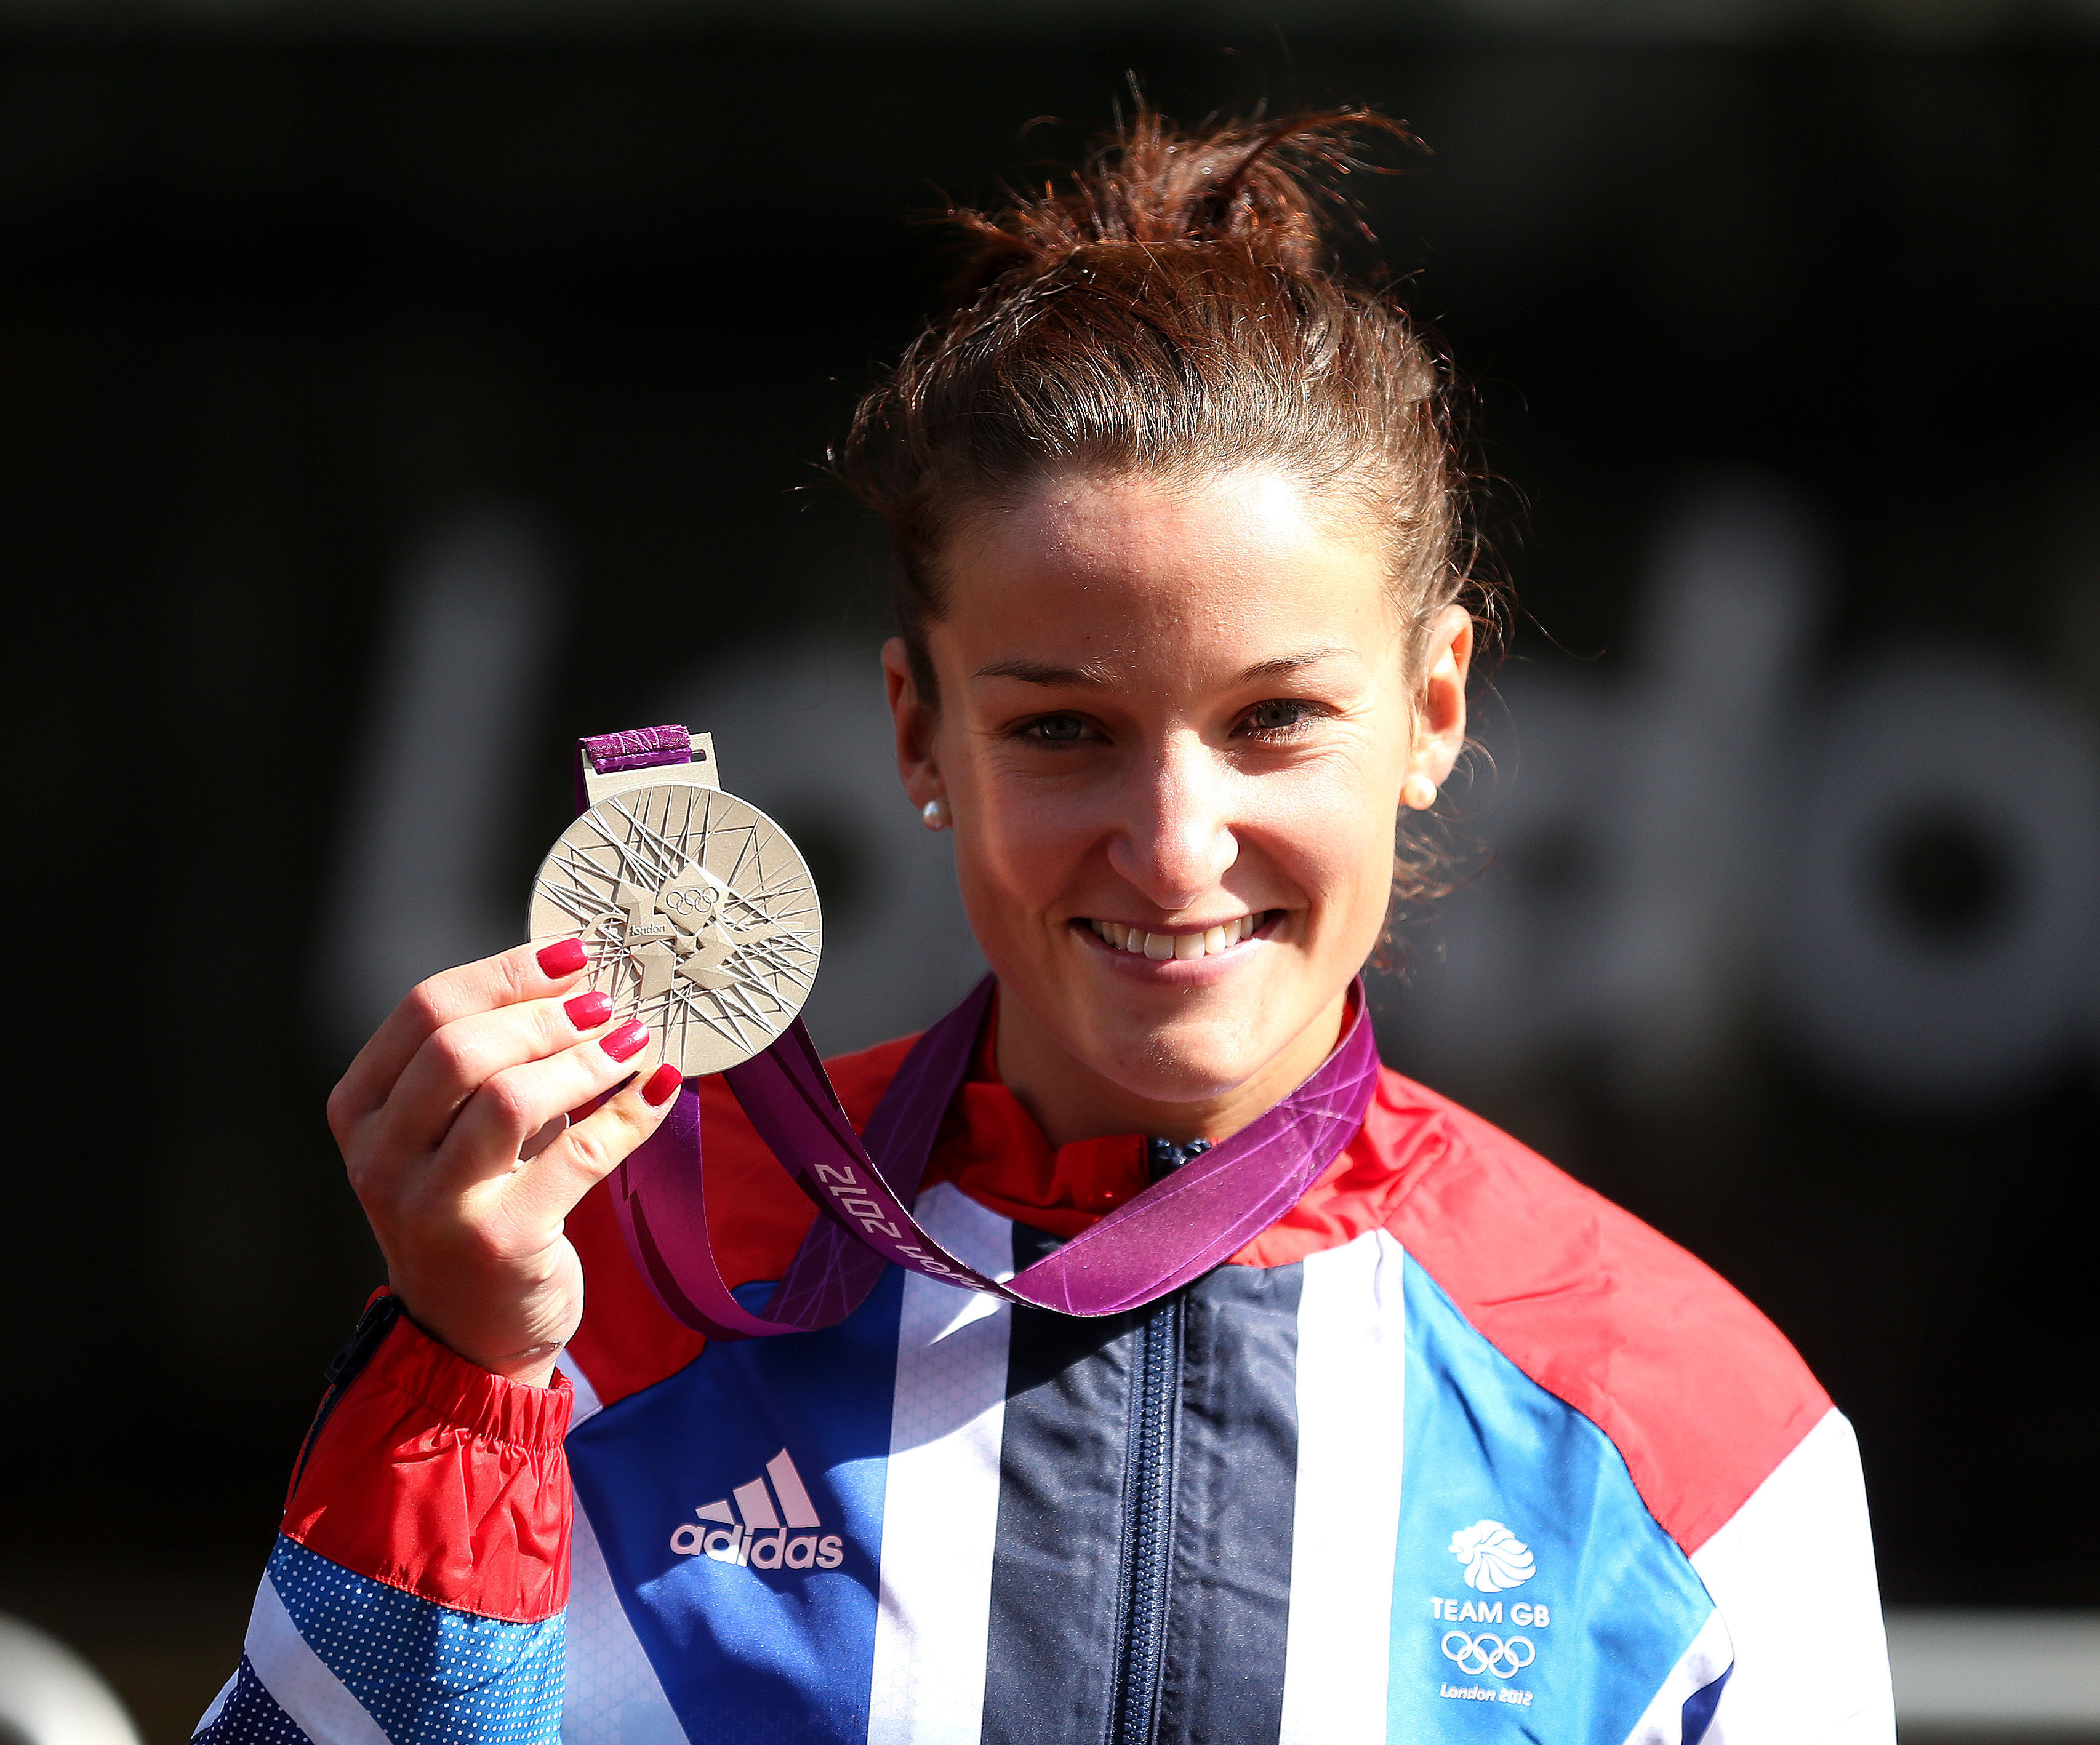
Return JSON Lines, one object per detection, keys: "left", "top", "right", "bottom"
{"left": 4, "top": 0, "right": 2096, "bottom": 1736}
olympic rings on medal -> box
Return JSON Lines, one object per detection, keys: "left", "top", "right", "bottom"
{"left": 661, "top": 882, "right": 721, "bottom": 917}
{"left": 1440, "top": 1631, "right": 1536, "bottom": 1679}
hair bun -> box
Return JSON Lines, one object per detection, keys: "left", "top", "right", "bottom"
{"left": 939, "top": 104, "right": 1421, "bottom": 304}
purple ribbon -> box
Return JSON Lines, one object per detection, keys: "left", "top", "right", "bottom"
{"left": 583, "top": 723, "right": 695, "bottom": 772}
{"left": 580, "top": 727, "right": 1380, "bottom": 1339}
{"left": 572, "top": 724, "right": 705, "bottom": 812}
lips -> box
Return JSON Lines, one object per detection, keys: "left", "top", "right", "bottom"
{"left": 1084, "top": 912, "right": 1271, "bottom": 961}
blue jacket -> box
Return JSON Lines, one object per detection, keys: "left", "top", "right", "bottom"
{"left": 196, "top": 1032, "right": 1893, "bottom": 1744}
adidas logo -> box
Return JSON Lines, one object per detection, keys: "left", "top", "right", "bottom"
{"left": 668, "top": 1447, "right": 844, "bottom": 1572}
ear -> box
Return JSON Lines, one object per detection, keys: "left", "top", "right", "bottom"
{"left": 883, "top": 637, "right": 945, "bottom": 809}
{"left": 1409, "top": 605, "right": 1475, "bottom": 788}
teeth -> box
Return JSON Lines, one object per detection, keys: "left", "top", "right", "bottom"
{"left": 1088, "top": 913, "right": 1266, "bottom": 958}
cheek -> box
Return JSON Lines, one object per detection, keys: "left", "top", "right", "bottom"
{"left": 1267, "top": 777, "right": 1401, "bottom": 919}
{"left": 954, "top": 768, "right": 1091, "bottom": 903}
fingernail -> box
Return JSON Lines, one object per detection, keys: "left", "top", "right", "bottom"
{"left": 600, "top": 1019, "right": 650, "bottom": 1063}
{"left": 537, "top": 938, "right": 588, "bottom": 977}
{"left": 641, "top": 1063, "right": 683, "bottom": 1108}
{"left": 564, "top": 991, "right": 613, "bottom": 1030}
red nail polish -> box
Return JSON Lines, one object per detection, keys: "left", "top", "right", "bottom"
{"left": 564, "top": 991, "right": 613, "bottom": 1030}
{"left": 600, "top": 1019, "right": 650, "bottom": 1063}
{"left": 537, "top": 938, "right": 588, "bottom": 977}
{"left": 641, "top": 1063, "right": 683, "bottom": 1108}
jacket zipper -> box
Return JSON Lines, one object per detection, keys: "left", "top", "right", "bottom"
{"left": 1108, "top": 1287, "right": 1184, "bottom": 1745}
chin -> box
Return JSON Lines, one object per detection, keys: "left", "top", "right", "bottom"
{"left": 1076, "top": 1034, "right": 1268, "bottom": 1108}
{"left": 1063, "top": 981, "right": 1297, "bottom": 1106}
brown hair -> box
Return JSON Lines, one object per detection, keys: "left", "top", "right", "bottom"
{"left": 837, "top": 102, "right": 1492, "bottom": 935}
{"left": 838, "top": 103, "right": 1483, "bottom": 703}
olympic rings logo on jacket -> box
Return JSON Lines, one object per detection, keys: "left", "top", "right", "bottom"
{"left": 1440, "top": 1631, "right": 1537, "bottom": 1679}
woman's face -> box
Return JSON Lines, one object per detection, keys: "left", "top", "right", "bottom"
{"left": 886, "top": 465, "right": 1470, "bottom": 1141}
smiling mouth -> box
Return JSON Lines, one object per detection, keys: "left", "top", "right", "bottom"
{"left": 1082, "top": 911, "right": 1276, "bottom": 961}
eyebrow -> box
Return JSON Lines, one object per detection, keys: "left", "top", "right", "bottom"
{"left": 974, "top": 644, "right": 1353, "bottom": 688}
{"left": 973, "top": 656, "right": 1117, "bottom": 686}
{"left": 1234, "top": 644, "right": 1353, "bottom": 682}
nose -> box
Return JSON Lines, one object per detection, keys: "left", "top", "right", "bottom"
{"left": 1106, "top": 733, "right": 1240, "bottom": 913}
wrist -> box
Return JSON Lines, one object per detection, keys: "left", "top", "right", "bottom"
{"left": 483, "top": 1346, "right": 564, "bottom": 1389}
{"left": 386, "top": 1283, "right": 571, "bottom": 1390}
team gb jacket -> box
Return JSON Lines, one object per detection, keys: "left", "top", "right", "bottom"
{"left": 193, "top": 1017, "right": 1894, "bottom": 1745}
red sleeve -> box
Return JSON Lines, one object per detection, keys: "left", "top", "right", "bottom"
{"left": 1373, "top": 1071, "right": 1832, "bottom": 1556}
{"left": 280, "top": 1301, "right": 574, "bottom": 1623}
{"left": 566, "top": 1036, "right": 922, "bottom": 1408}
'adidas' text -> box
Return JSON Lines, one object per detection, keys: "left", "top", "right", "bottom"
{"left": 670, "top": 1447, "right": 844, "bottom": 1573}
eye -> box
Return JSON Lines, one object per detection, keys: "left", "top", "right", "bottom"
{"left": 1019, "top": 714, "right": 1092, "bottom": 746}
{"left": 1239, "top": 698, "right": 1321, "bottom": 737}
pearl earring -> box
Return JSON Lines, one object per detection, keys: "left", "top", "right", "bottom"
{"left": 921, "top": 797, "right": 950, "bottom": 831}
{"left": 1401, "top": 773, "right": 1438, "bottom": 812}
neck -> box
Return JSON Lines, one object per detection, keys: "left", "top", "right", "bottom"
{"left": 993, "top": 986, "right": 1352, "bottom": 1149}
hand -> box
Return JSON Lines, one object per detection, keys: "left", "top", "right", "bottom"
{"left": 327, "top": 940, "right": 679, "bottom": 1388}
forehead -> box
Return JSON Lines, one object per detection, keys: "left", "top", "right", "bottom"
{"left": 943, "top": 466, "right": 1390, "bottom": 638}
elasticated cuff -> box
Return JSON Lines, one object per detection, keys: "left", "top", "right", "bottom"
{"left": 280, "top": 1300, "right": 574, "bottom": 1623}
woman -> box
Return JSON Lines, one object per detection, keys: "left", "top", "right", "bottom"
{"left": 197, "top": 110, "right": 1891, "bottom": 1745}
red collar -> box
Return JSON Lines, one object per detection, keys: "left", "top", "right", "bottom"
{"left": 916, "top": 988, "right": 1147, "bottom": 1236}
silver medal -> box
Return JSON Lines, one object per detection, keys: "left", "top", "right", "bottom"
{"left": 529, "top": 757, "right": 823, "bottom": 1077}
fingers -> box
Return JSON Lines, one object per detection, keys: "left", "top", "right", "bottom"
{"left": 425, "top": 1020, "right": 665, "bottom": 1199}
{"left": 329, "top": 939, "right": 590, "bottom": 1141}
{"left": 510, "top": 1061, "right": 686, "bottom": 1223}
{"left": 372, "top": 981, "right": 623, "bottom": 1162}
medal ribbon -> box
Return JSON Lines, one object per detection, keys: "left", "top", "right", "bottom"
{"left": 584, "top": 728, "right": 1379, "bottom": 1340}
